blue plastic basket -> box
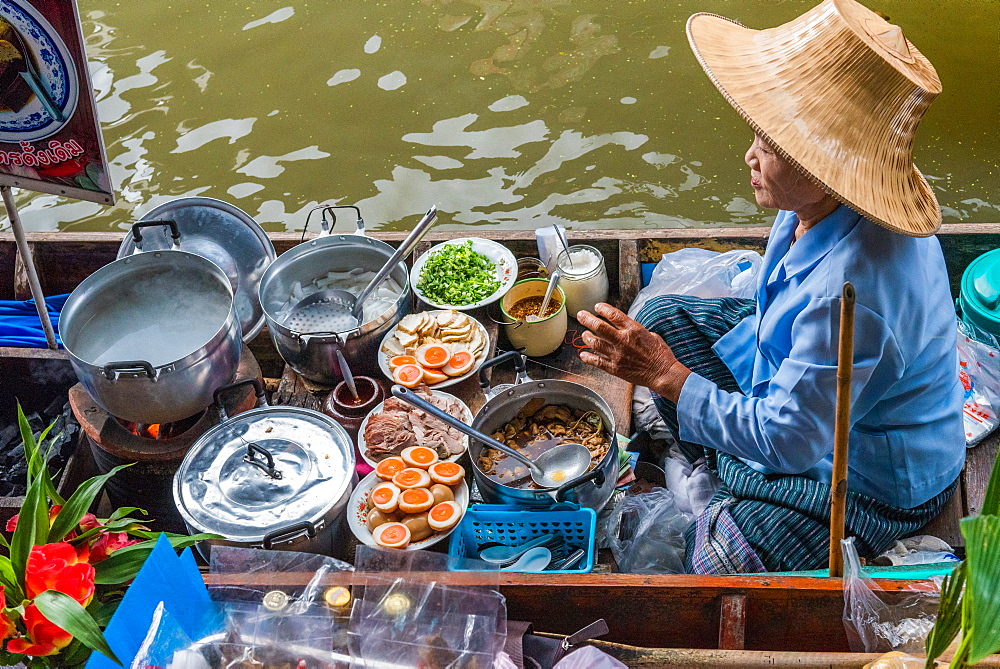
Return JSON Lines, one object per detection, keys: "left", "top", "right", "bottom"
{"left": 448, "top": 503, "right": 596, "bottom": 573}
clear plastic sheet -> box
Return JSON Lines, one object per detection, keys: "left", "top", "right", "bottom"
{"left": 628, "top": 247, "right": 762, "bottom": 319}
{"left": 606, "top": 487, "right": 691, "bottom": 574}
{"left": 957, "top": 320, "right": 1000, "bottom": 447}
{"left": 131, "top": 547, "right": 357, "bottom": 667}
{"left": 348, "top": 546, "right": 507, "bottom": 667}
{"left": 842, "top": 537, "right": 940, "bottom": 654}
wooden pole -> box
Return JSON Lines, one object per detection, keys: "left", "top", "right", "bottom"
{"left": 829, "top": 282, "right": 855, "bottom": 577}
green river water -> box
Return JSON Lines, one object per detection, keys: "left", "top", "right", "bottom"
{"left": 2, "top": 0, "right": 997, "bottom": 233}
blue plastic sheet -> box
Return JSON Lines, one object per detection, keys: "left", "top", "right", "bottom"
{"left": 86, "top": 534, "right": 221, "bottom": 668}
{"left": 0, "top": 294, "right": 66, "bottom": 348}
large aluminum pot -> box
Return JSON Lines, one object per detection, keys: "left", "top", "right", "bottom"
{"left": 259, "top": 206, "right": 411, "bottom": 385}
{"left": 59, "top": 249, "right": 241, "bottom": 424}
{"left": 471, "top": 378, "right": 619, "bottom": 511}
{"left": 173, "top": 380, "right": 356, "bottom": 558}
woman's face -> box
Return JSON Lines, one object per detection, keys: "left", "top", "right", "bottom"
{"left": 745, "top": 134, "right": 829, "bottom": 212}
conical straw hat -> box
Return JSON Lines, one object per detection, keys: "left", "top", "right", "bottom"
{"left": 687, "top": 0, "right": 942, "bottom": 237}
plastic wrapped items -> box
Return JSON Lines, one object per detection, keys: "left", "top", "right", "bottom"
{"left": 349, "top": 546, "right": 507, "bottom": 667}
{"left": 606, "top": 487, "right": 691, "bottom": 574}
{"left": 628, "top": 247, "right": 762, "bottom": 319}
{"left": 957, "top": 321, "right": 1000, "bottom": 447}
{"left": 842, "top": 537, "right": 941, "bottom": 654}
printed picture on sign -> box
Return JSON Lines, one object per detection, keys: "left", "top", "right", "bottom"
{"left": 0, "top": 2, "right": 77, "bottom": 141}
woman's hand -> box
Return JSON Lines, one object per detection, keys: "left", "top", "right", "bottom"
{"left": 577, "top": 303, "right": 691, "bottom": 402}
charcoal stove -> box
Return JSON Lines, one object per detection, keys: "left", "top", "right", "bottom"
{"left": 69, "top": 345, "right": 262, "bottom": 533}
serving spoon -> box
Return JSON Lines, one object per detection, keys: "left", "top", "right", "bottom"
{"left": 390, "top": 385, "right": 592, "bottom": 489}
{"left": 286, "top": 206, "right": 438, "bottom": 333}
{"left": 526, "top": 270, "right": 560, "bottom": 322}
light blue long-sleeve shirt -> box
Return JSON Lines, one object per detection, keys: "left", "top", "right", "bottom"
{"left": 676, "top": 205, "right": 965, "bottom": 509}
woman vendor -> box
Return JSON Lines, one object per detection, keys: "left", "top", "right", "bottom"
{"left": 578, "top": 0, "right": 966, "bottom": 573}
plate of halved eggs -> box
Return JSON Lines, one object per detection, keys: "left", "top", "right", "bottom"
{"left": 378, "top": 310, "right": 490, "bottom": 389}
{"left": 347, "top": 446, "right": 469, "bottom": 550}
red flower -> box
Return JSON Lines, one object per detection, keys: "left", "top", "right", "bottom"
{"left": 89, "top": 531, "right": 139, "bottom": 563}
{"left": 6, "top": 505, "right": 62, "bottom": 533}
{"left": 25, "top": 543, "right": 95, "bottom": 606}
{"left": 6, "top": 604, "right": 72, "bottom": 657}
{"left": 0, "top": 587, "right": 15, "bottom": 642}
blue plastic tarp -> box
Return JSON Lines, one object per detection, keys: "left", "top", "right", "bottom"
{"left": 0, "top": 294, "right": 67, "bottom": 348}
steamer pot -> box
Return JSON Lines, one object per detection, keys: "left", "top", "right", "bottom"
{"left": 471, "top": 377, "right": 618, "bottom": 511}
{"left": 173, "top": 380, "right": 356, "bottom": 557}
{"left": 258, "top": 206, "right": 411, "bottom": 385}
{"left": 59, "top": 245, "right": 241, "bottom": 424}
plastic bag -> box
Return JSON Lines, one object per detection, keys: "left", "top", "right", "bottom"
{"left": 203, "top": 546, "right": 355, "bottom": 667}
{"left": 842, "top": 537, "right": 940, "bottom": 653}
{"left": 873, "top": 535, "right": 960, "bottom": 567}
{"left": 554, "top": 646, "right": 627, "bottom": 668}
{"left": 957, "top": 320, "right": 1000, "bottom": 447}
{"left": 628, "top": 248, "right": 762, "bottom": 319}
{"left": 606, "top": 487, "right": 691, "bottom": 574}
{"left": 348, "top": 546, "right": 507, "bottom": 667}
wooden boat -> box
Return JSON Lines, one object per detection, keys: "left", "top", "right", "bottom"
{"left": 2, "top": 223, "right": 998, "bottom": 661}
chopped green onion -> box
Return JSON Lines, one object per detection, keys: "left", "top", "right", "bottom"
{"left": 417, "top": 240, "right": 501, "bottom": 306}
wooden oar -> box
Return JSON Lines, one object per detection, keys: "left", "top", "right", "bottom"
{"left": 829, "top": 282, "right": 855, "bottom": 577}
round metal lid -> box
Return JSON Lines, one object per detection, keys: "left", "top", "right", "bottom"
{"left": 118, "top": 197, "right": 276, "bottom": 342}
{"left": 173, "top": 406, "right": 355, "bottom": 542}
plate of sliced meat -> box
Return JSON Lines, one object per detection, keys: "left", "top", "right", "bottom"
{"left": 359, "top": 385, "right": 472, "bottom": 469}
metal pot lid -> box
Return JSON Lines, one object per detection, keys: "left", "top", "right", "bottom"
{"left": 173, "top": 406, "right": 354, "bottom": 542}
{"left": 118, "top": 197, "right": 276, "bottom": 342}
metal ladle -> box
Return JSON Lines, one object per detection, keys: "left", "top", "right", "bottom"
{"left": 391, "top": 385, "right": 592, "bottom": 488}
{"left": 526, "top": 270, "right": 560, "bottom": 322}
{"left": 286, "top": 206, "right": 438, "bottom": 333}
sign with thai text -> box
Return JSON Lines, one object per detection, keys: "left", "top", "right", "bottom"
{"left": 0, "top": 0, "right": 113, "bottom": 204}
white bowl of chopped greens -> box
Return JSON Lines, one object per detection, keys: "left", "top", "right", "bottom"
{"left": 411, "top": 238, "right": 517, "bottom": 310}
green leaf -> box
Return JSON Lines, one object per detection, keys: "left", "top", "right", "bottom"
{"left": 925, "top": 560, "right": 965, "bottom": 668}
{"left": 10, "top": 472, "right": 47, "bottom": 587}
{"left": 33, "top": 590, "right": 120, "bottom": 665}
{"left": 48, "top": 464, "right": 132, "bottom": 543}
{"left": 89, "top": 597, "right": 120, "bottom": 627}
{"left": 107, "top": 507, "right": 147, "bottom": 523}
{"left": 0, "top": 556, "right": 22, "bottom": 603}
{"left": 93, "top": 534, "right": 218, "bottom": 585}
{"left": 980, "top": 445, "right": 1000, "bottom": 517}
{"left": 960, "top": 515, "right": 1000, "bottom": 664}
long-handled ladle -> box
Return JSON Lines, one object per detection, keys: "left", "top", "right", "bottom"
{"left": 390, "top": 385, "right": 591, "bottom": 488}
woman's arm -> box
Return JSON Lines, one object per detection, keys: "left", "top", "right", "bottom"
{"left": 675, "top": 297, "right": 902, "bottom": 473}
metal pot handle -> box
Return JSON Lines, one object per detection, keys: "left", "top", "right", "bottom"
{"left": 296, "top": 330, "right": 353, "bottom": 349}
{"left": 214, "top": 378, "right": 267, "bottom": 421}
{"left": 262, "top": 520, "right": 317, "bottom": 550}
{"left": 130, "top": 220, "right": 181, "bottom": 253}
{"left": 243, "top": 442, "right": 283, "bottom": 480}
{"left": 103, "top": 360, "right": 156, "bottom": 381}
{"left": 477, "top": 349, "right": 526, "bottom": 392}
{"left": 301, "top": 204, "right": 366, "bottom": 241}
{"left": 554, "top": 467, "right": 606, "bottom": 503}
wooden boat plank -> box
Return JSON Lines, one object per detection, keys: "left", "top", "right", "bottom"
{"left": 965, "top": 430, "right": 1000, "bottom": 517}
{"left": 717, "top": 593, "right": 746, "bottom": 650}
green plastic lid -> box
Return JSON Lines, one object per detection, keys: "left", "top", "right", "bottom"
{"left": 960, "top": 248, "right": 1000, "bottom": 334}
